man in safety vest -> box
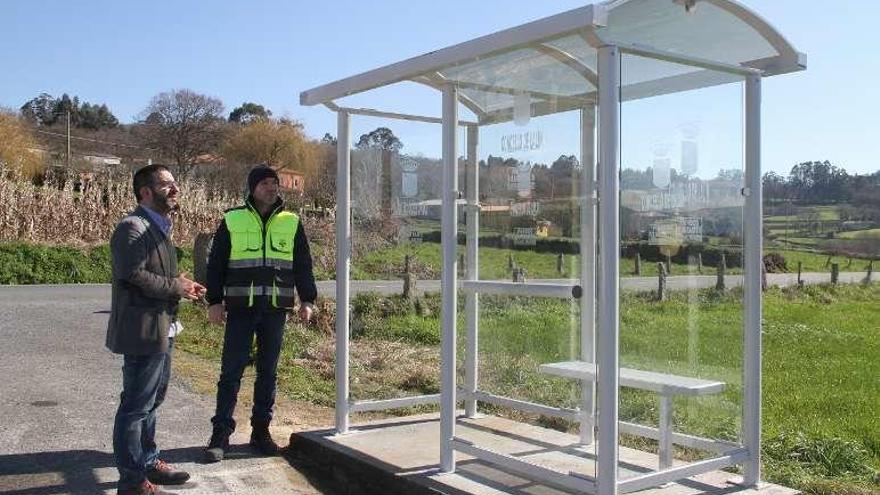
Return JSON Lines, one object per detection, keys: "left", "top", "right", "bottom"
{"left": 203, "top": 165, "right": 317, "bottom": 463}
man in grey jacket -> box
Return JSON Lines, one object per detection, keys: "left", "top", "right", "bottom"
{"left": 107, "top": 164, "right": 205, "bottom": 495}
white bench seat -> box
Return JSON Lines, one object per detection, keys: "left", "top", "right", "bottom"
{"left": 538, "top": 360, "right": 726, "bottom": 471}
{"left": 538, "top": 361, "right": 725, "bottom": 396}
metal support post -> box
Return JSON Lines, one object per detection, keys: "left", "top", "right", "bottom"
{"left": 659, "top": 396, "right": 674, "bottom": 470}
{"left": 597, "top": 45, "right": 621, "bottom": 495}
{"left": 465, "top": 124, "right": 480, "bottom": 418}
{"left": 335, "top": 111, "right": 352, "bottom": 434}
{"left": 743, "top": 74, "right": 763, "bottom": 487}
{"left": 440, "top": 84, "right": 460, "bottom": 473}
{"left": 579, "top": 105, "right": 597, "bottom": 445}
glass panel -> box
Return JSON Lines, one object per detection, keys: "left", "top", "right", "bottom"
{"left": 453, "top": 104, "right": 595, "bottom": 477}
{"left": 602, "top": 0, "right": 779, "bottom": 65}
{"left": 618, "top": 53, "right": 745, "bottom": 480}
{"left": 348, "top": 116, "right": 444, "bottom": 407}
{"left": 437, "top": 34, "right": 599, "bottom": 122}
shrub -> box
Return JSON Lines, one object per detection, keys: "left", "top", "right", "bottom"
{"left": 764, "top": 252, "right": 788, "bottom": 273}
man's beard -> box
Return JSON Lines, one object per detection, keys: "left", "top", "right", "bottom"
{"left": 152, "top": 190, "right": 179, "bottom": 215}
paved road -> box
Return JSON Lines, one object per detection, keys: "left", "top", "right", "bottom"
{"left": 0, "top": 285, "right": 322, "bottom": 495}
{"left": 317, "top": 271, "right": 871, "bottom": 296}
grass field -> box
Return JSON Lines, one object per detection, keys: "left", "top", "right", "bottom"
{"left": 839, "top": 228, "right": 880, "bottom": 240}
{"left": 176, "top": 283, "right": 879, "bottom": 494}
{"left": 351, "top": 242, "right": 868, "bottom": 281}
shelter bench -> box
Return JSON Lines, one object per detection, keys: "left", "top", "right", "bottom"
{"left": 538, "top": 361, "right": 726, "bottom": 470}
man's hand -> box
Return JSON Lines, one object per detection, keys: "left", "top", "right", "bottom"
{"left": 177, "top": 272, "right": 206, "bottom": 301}
{"left": 298, "top": 303, "right": 314, "bottom": 324}
{"left": 208, "top": 304, "right": 226, "bottom": 325}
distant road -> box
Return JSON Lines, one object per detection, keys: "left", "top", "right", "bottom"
{"left": 317, "top": 271, "right": 870, "bottom": 296}
{"left": 0, "top": 271, "right": 868, "bottom": 302}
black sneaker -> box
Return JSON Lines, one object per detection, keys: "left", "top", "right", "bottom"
{"left": 203, "top": 428, "right": 230, "bottom": 463}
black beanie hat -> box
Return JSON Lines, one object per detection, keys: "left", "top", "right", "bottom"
{"left": 247, "top": 165, "right": 279, "bottom": 194}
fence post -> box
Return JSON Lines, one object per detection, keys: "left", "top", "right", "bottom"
{"left": 797, "top": 261, "right": 804, "bottom": 287}
{"left": 715, "top": 252, "right": 727, "bottom": 292}
{"left": 831, "top": 263, "right": 839, "bottom": 285}
{"left": 657, "top": 262, "right": 667, "bottom": 301}
{"left": 635, "top": 252, "right": 642, "bottom": 276}
{"left": 458, "top": 253, "right": 466, "bottom": 277}
{"left": 698, "top": 252, "right": 703, "bottom": 274}
{"left": 513, "top": 267, "right": 525, "bottom": 283}
{"left": 193, "top": 232, "right": 213, "bottom": 287}
{"left": 761, "top": 261, "right": 768, "bottom": 292}
{"left": 666, "top": 253, "right": 672, "bottom": 275}
{"left": 508, "top": 252, "right": 514, "bottom": 269}
{"left": 865, "top": 260, "right": 874, "bottom": 285}
{"left": 403, "top": 254, "right": 417, "bottom": 299}
{"left": 557, "top": 253, "right": 565, "bottom": 275}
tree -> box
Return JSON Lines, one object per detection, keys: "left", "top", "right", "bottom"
{"left": 222, "top": 118, "right": 315, "bottom": 174}
{"left": 321, "top": 133, "right": 337, "bottom": 147}
{"left": 762, "top": 171, "right": 787, "bottom": 203}
{"left": 52, "top": 94, "right": 80, "bottom": 127}
{"left": 0, "top": 110, "right": 44, "bottom": 177}
{"left": 139, "top": 89, "right": 226, "bottom": 176}
{"left": 78, "top": 103, "right": 119, "bottom": 130}
{"left": 229, "top": 102, "right": 271, "bottom": 125}
{"left": 20, "top": 93, "right": 118, "bottom": 130}
{"left": 355, "top": 127, "right": 402, "bottom": 152}
{"left": 20, "top": 93, "right": 57, "bottom": 126}
{"left": 716, "top": 168, "right": 744, "bottom": 182}
{"left": 787, "top": 160, "right": 850, "bottom": 203}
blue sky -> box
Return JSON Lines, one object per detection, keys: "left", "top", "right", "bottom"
{"left": 1, "top": 1, "right": 876, "bottom": 175}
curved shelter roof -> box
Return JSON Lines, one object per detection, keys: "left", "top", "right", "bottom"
{"left": 301, "top": 0, "right": 805, "bottom": 124}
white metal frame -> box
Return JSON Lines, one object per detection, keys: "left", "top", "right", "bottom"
{"left": 310, "top": 1, "right": 799, "bottom": 492}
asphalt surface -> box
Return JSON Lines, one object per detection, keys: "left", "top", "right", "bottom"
{"left": 0, "top": 285, "right": 323, "bottom": 495}
{"left": 315, "top": 270, "right": 870, "bottom": 295}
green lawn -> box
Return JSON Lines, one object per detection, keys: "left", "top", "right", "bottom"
{"left": 839, "top": 228, "right": 880, "bottom": 240}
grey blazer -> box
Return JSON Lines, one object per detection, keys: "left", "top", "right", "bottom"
{"left": 106, "top": 206, "right": 183, "bottom": 355}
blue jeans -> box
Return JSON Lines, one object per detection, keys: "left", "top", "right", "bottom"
{"left": 112, "top": 339, "right": 173, "bottom": 489}
{"left": 211, "top": 310, "right": 285, "bottom": 433}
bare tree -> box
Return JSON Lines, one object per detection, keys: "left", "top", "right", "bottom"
{"left": 139, "top": 89, "right": 226, "bottom": 177}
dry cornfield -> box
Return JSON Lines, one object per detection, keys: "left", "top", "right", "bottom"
{"left": 0, "top": 170, "right": 336, "bottom": 259}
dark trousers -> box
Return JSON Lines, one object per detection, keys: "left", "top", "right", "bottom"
{"left": 211, "top": 310, "right": 285, "bottom": 433}
{"left": 112, "top": 339, "right": 173, "bottom": 489}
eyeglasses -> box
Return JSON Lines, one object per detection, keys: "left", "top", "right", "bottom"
{"left": 153, "top": 180, "right": 179, "bottom": 191}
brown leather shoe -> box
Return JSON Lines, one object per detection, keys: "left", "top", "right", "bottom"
{"left": 146, "top": 459, "right": 190, "bottom": 485}
{"left": 117, "top": 480, "right": 173, "bottom": 495}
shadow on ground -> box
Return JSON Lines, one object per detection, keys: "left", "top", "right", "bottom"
{"left": 0, "top": 445, "right": 264, "bottom": 495}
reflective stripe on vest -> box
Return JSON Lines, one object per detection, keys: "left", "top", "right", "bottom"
{"left": 223, "top": 206, "right": 299, "bottom": 309}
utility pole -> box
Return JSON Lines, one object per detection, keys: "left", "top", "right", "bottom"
{"left": 66, "top": 110, "right": 71, "bottom": 169}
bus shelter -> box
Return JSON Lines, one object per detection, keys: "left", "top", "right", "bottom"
{"left": 301, "top": 1, "right": 805, "bottom": 493}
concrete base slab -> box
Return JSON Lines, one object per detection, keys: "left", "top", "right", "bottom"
{"left": 287, "top": 413, "right": 799, "bottom": 495}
